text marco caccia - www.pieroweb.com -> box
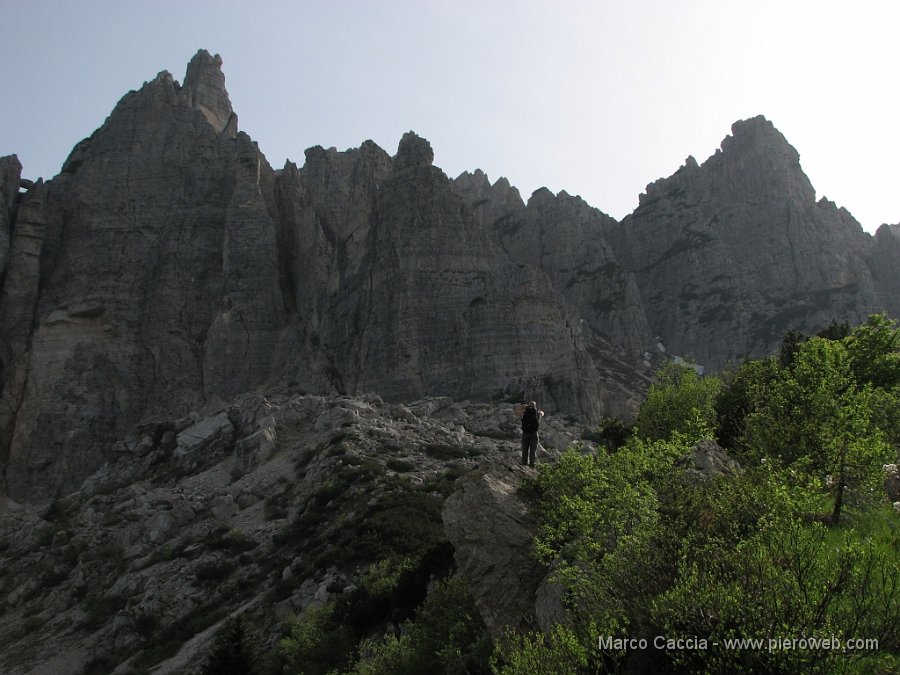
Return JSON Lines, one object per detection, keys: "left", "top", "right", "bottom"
{"left": 597, "top": 635, "right": 879, "bottom": 653}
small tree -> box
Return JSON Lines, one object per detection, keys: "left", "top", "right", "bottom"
{"left": 844, "top": 313, "right": 900, "bottom": 390}
{"left": 715, "top": 356, "right": 781, "bottom": 454}
{"left": 201, "top": 616, "right": 259, "bottom": 675}
{"left": 635, "top": 362, "right": 721, "bottom": 443}
{"left": 743, "top": 337, "right": 893, "bottom": 523}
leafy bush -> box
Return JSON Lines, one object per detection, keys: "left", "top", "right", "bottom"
{"left": 386, "top": 458, "right": 415, "bottom": 472}
{"left": 653, "top": 511, "right": 900, "bottom": 673}
{"left": 491, "top": 625, "right": 589, "bottom": 675}
{"left": 350, "top": 577, "right": 491, "bottom": 674}
{"left": 195, "top": 558, "right": 236, "bottom": 584}
{"left": 200, "top": 616, "right": 261, "bottom": 675}
{"left": 742, "top": 335, "right": 894, "bottom": 523}
{"left": 635, "top": 362, "right": 721, "bottom": 443}
{"left": 424, "top": 444, "right": 469, "bottom": 460}
{"left": 582, "top": 417, "right": 633, "bottom": 451}
{"left": 513, "top": 316, "right": 900, "bottom": 673}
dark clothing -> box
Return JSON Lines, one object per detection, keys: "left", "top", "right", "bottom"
{"left": 522, "top": 406, "right": 540, "bottom": 433}
{"left": 521, "top": 431, "right": 538, "bottom": 467}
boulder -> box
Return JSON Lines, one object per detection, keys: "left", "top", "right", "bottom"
{"left": 678, "top": 439, "right": 741, "bottom": 482}
{"left": 884, "top": 463, "right": 899, "bottom": 502}
{"left": 442, "top": 467, "right": 544, "bottom": 638}
{"left": 175, "top": 412, "right": 235, "bottom": 471}
{"left": 233, "top": 427, "right": 277, "bottom": 476}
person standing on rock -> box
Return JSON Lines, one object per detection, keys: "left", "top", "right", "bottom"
{"left": 516, "top": 401, "right": 544, "bottom": 467}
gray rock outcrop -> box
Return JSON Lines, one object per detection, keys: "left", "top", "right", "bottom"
{"left": 0, "top": 155, "right": 21, "bottom": 284}
{"left": 869, "top": 224, "right": 900, "bottom": 318}
{"left": 276, "top": 131, "right": 608, "bottom": 419}
{"left": 453, "top": 178, "right": 656, "bottom": 417}
{"left": 677, "top": 439, "right": 741, "bottom": 483}
{"left": 0, "top": 52, "right": 291, "bottom": 503}
{"left": 0, "top": 392, "right": 598, "bottom": 674}
{"left": 608, "top": 116, "right": 894, "bottom": 370}
{"left": 442, "top": 466, "right": 544, "bottom": 638}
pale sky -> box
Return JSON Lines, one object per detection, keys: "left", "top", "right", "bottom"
{"left": 1, "top": 1, "right": 897, "bottom": 233}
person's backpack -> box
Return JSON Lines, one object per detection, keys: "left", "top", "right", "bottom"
{"left": 522, "top": 405, "right": 539, "bottom": 433}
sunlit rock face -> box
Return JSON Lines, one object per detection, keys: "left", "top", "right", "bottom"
{"left": 608, "top": 116, "right": 892, "bottom": 370}
{"left": 1, "top": 55, "right": 898, "bottom": 505}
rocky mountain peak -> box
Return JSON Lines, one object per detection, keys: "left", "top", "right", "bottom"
{"left": 182, "top": 49, "right": 237, "bottom": 136}
{"left": 453, "top": 169, "right": 491, "bottom": 194}
{"left": 526, "top": 186, "right": 555, "bottom": 207}
{"left": 723, "top": 115, "right": 797, "bottom": 162}
{"left": 451, "top": 170, "right": 523, "bottom": 209}
{"left": 612, "top": 115, "right": 894, "bottom": 371}
{"left": 394, "top": 131, "right": 434, "bottom": 169}
{"left": 877, "top": 223, "right": 900, "bottom": 241}
{"left": 721, "top": 114, "right": 815, "bottom": 201}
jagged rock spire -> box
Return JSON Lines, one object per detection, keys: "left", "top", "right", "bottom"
{"left": 182, "top": 49, "right": 237, "bottom": 136}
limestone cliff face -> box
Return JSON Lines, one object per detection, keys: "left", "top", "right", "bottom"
{"left": 608, "top": 116, "right": 890, "bottom": 370}
{"left": 0, "top": 52, "right": 290, "bottom": 502}
{"left": 0, "top": 53, "right": 612, "bottom": 503}
{"left": 452, "top": 173, "right": 655, "bottom": 415}
{"left": 869, "top": 224, "right": 900, "bottom": 318}
{"left": 1, "top": 57, "right": 898, "bottom": 505}
{"left": 276, "top": 132, "right": 608, "bottom": 419}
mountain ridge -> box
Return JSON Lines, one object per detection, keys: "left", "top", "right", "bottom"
{"left": 0, "top": 50, "right": 897, "bottom": 505}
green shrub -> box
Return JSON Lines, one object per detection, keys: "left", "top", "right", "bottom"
{"left": 279, "top": 603, "right": 357, "bottom": 675}
{"left": 423, "top": 444, "right": 468, "bottom": 460}
{"left": 349, "top": 576, "right": 492, "bottom": 674}
{"left": 200, "top": 616, "right": 261, "bottom": 675}
{"left": 635, "top": 362, "right": 721, "bottom": 443}
{"left": 652, "top": 511, "right": 900, "bottom": 673}
{"left": 207, "top": 527, "right": 257, "bottom": 554}
{"left": 582, "top": 417, "right": 634, "bottom": 451}
{"left": 386, "top": 458, "right": 415, "bottom": 473}
{"left": 195, "top": 558, "right": 236, "bottom": 584}
{"left": 491, "top": 625, "right": 589, "bottom": 675}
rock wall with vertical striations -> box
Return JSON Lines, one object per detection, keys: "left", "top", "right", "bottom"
{"left": 0, "top": 52, "right": 615, "bottom": 504}
{"left": 0, "top": 51, "right": 291, "bottom": 503}
{"left": 868, "top": 224, "right": 900, "bottom": 319}
{"left": 1, "top": 55, "right": 898, "bottom": 505}
{"left": 274, "top": 131, "right": 609, "bottom": 420}
{"left": 451, "top": 172, "right": 655, "bottom": 414}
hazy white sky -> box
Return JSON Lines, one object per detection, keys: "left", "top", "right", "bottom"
{"left": 1, "top": 1, "right": 897, "bottom": 233}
